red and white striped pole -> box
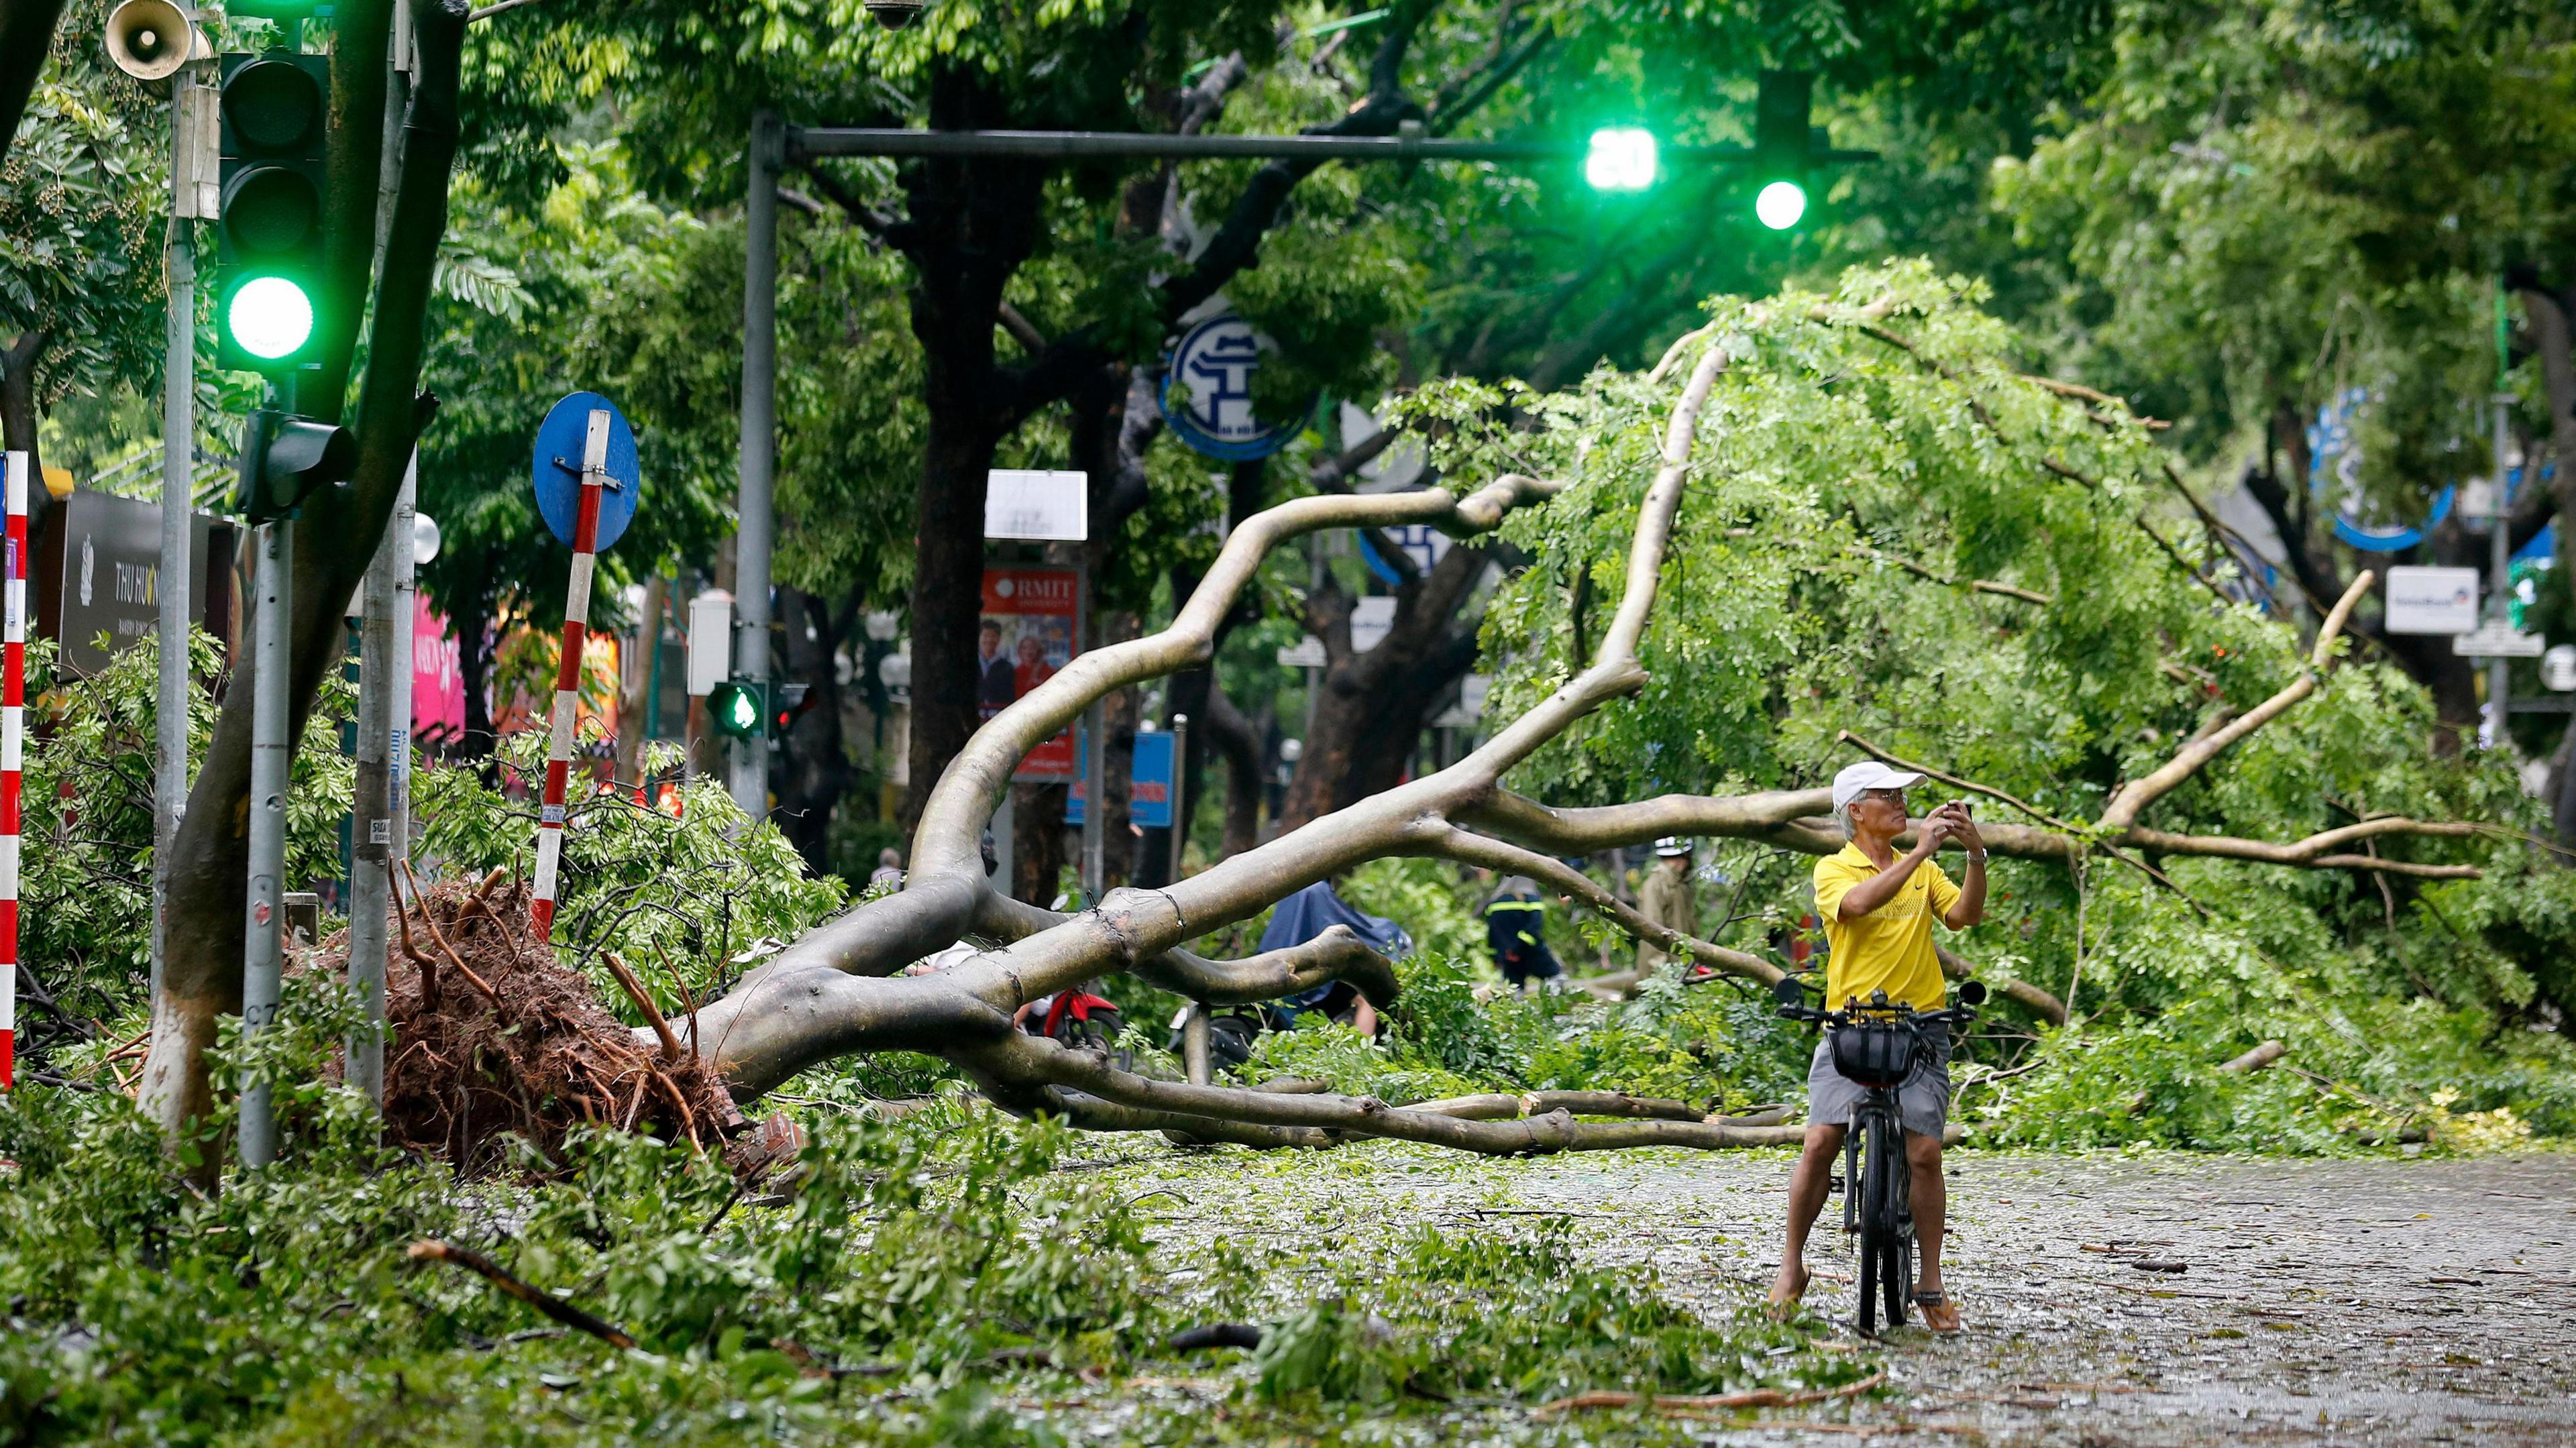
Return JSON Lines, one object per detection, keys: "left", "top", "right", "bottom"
{"left": 1, "top": 451, "right": 25, "bottom": 1087}
{"left": 530, "top": 411, "right": 608, "bottom": 942}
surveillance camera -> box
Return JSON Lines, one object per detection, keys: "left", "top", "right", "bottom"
{"left": 864, "top": 0, "right": 924, "bottom": 29}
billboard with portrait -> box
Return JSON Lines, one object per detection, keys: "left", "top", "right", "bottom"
{"left": 977, "top": 565, "right": 1083, "bottom": 781}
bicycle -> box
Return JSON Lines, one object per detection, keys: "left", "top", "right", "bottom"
{"left": 1772, "top": 974, "right": 1986, "bottom": 1333}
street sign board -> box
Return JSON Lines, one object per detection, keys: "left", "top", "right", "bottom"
{"left": 2544, "top": 644, "right": 2576, "bottom": 693}
{"left": 2385, "top": 566, "right": 2479, "bottom": 635}
{"left": 1129, "top": 730, "right": 1175, "bottom": 828}
{"left": 1277, "top": 636, "right": 1327, "bottom": 669}
{"left": 531, "top": 392, "right": 640, "bottom": 551}
{"left": 2453, "top": 622, "right": 2544, "bottom": 659}
{"left": 35, "top": 490, "right": 230, "bottom": 677}
{"left": 1161, "top": 311, "right": 1307, "bottom": 459}
{"left": 2308, "top": 388, "right": 2455, "bottom": 552}
{"left": 686, "top": 590, "right": 732, "bottom": 695}
{"left": 985, "top": 469, "right": 1087, "bottom": 541}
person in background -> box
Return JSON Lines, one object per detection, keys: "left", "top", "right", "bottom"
{"left": 1483, "top": 874, "right": 1563, "bottom": 989}
{"left": 867, "top": 848, "right": 903, "bottom": 891}
{"left": 1257, "top": 878, "right": 1407, "bottom": 1036}
{"left": 1012, "top": 633, "right": 1057, "bottom": 698}
{"left": 975, "top": 621, "right": 1015, "bottom": 718}
{"left": 1635, "top": 837, "right": 1697, "bottom": 975}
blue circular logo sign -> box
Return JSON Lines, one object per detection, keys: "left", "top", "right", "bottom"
{"left": 1161, "top": 313, "right": 1309, "bottom": 461}
{"left": 531, "top": 392, "right": 642, "bottom": 552}
{"left": 2307, "top": 387, "right": 2451, "bottom": 553}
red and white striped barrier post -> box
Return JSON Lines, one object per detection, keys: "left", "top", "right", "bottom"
{"left": 530, "top": 412, "right": 609, "bottom": 941}
{"left": 1, "top": 451, "right": 25, "bottom": 1087}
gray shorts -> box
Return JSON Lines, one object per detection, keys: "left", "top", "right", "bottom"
{"left": 1805, "top": 1022, "right": 1951, "bottom": 1138}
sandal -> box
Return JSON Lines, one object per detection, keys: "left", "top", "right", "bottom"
{"left": 1912, "top": 1289, "right": 1962, "bottom": 1335}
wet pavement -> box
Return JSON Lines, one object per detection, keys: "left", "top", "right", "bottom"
{"left": 1515, "top": 1151, "right": 2576, "bottom": 1446}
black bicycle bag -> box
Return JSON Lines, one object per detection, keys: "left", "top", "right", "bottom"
{"left": 1829, "top": 1022, "right": 1919, "bottom": 1087}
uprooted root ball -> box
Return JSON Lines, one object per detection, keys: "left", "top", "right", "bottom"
{"left": 303, "top": 869, "right": 753, "bottom": 1174}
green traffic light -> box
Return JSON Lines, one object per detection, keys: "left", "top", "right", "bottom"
{"left": 228, "top": 276, "right": 315, "bottom": 360}
{"left": 708, "top": 680, "right": 765, "bottom": 738}
{"left": 1755, "top": 179, "right": 1808, "bottom": 230}
{"left": 1585, "top": 127, "right": 1657, "bottom": 191}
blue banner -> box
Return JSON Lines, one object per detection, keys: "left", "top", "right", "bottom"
{"left": 1063, "top": 729, "right": 1175, "bottom": 827}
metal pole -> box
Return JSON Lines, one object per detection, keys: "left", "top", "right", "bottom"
{"left": 239, "top": 516, "right": 291, "bottom": 1167}
{"left": 2490, "top": 390, "right": 2516, "bottom": 746}
{"left": 729, "top": 110, "right": 782, "bottom": 822}
{"left": 1167, "top": 712, "right": 1189, "bottom": 882}
{"left": 1074, "top": 565, "right": 1102, "bottom": 904}
{"left": 786, "top": 127, "right": 1864, "bottom": 167}
{"left": 390, "top": 458, "right": 417, "bottom": 856}
{"left": 347, "top": 465, "right": 398, "bottom": 1105}
{"left": 153, "top": 80, "right": 198, "bottom": 1008}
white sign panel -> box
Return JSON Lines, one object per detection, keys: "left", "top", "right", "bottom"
{"left": 686, "top": 590, "right": 733, "bottom": 695}
{"left": 1350, "top": 596, "right": 1397, "bottom": 653}
{"left": 2544, "top": 644, "right": 2576, "bottom": 692}
{"left": 2385, "top": 566, "right": 2480, "bottom": 635}
{"left": 1277, "top": 637, "right": 1327, "bottom": 669}
{"left": 985, "top": 469, "right": 1089, "bottom": 541}
{"left": 2454, "top": 624, "right": 2545, "bottom": 659}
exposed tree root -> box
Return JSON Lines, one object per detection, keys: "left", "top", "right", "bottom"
{"left": 308, "top": 876, "right": 747, "bottom": 1174}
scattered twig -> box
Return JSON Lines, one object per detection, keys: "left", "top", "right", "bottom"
{"left": 407, "top": 1240, "right": 638, "bottom": 1349}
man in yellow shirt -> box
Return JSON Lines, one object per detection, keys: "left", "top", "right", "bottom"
{"left": 1769, "top": 761, "right": 1986, "bottom": 1333}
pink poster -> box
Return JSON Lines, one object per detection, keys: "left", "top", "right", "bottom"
{"left": 413, "top": 596, "right": 466, "bottom": 748}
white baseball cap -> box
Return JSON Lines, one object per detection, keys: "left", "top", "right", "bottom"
{"left": 1831, "top": 760, "right": 1925, "bottom": 814}
{"left": 1653, "top": 836, "right": 1692, "bottom": 857}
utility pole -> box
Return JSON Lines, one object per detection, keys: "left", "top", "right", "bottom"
{"left": 345, "top": 453, "right": 409, "bottom": 1105}
{"left": 729, "top": 110, "right": 783, "bottom": 824}
{"left": 154, "top": 64, "right": 209, "bottom": 1006}
{"left": 2489, "top": 389, "right": 2516, "bottom": 745}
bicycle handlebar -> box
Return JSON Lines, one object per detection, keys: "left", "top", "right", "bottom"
{"left": 1770, "top": 974, "right": 1984, "bottom": 1031}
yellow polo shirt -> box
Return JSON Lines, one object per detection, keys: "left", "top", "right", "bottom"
{"left": 1812, "top": 844, "right": 1960, "bottom": 1011}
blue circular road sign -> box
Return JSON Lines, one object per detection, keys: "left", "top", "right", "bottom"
{"left": 1161, "top": 313, "right": 1310, "bottom": 460}
{"left": 531, "top": 391, "right": 641, "bottom": 551}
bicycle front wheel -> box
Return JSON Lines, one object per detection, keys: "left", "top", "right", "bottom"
{"left": 1862, "top": 1111, "right": 1907, "bottom": 1333}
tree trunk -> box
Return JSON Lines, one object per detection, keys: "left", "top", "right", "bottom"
{"left": 2514, "top": 286, "right": 2576, "bottom": 844}
{"left": 1280, "top": 542, "right": 1489, "bottom": 830}
{"left": 1010, "top": 780, "right": 1067, "bottom": 903}
{"left": 895, "top": 69, "right": 1050, "bottom": 829}
{"left": 612, "top": 573, "right": 665, "bottom": 787}
{"left": 1203, "top": 680, "right": 1268, "bottom": 858}
{"left": 0, "top": 0, "right": 68, "bottom": 172}
{"left": 453, "top": 555, "right": 496, "bottom": 762}
{"left": 1, "top": 330, "right": 61, "bottom": 546}
{"left": 773, "top": 584, "right": 853, "bottom": 876}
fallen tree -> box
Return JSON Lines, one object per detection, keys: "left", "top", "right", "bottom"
{"left": 647, "top": 276, "right": 2501, "bottom": 1155}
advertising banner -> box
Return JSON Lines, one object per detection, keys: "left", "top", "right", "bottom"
{"left": 977, "top": 565, "right": 1083, "bottom": 781}
{"left": 412, "top": 596, "right": 467, "bottom": 746}
{"left": 35, "top": 490, "right": 230, "bottom": 677}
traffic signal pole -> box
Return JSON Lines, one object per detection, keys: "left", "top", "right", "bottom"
{"left": 239, "top": 508, "right": 290, "bottom": 1167}
{"left": 730, "top": 112, "right": 782, "bottom": 825}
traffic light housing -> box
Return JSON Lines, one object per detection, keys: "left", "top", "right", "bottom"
{"left": 216, "top": 51, "right": 329, "bottom": 374}
{"left": 707, "top": 679, "right": 766, "bottom": 740}
{"left": 233, "top": 407, "right": 356, "bottom": 521}
{"left": 770, "top": 681, "right": 814, "bottom": 738}
{"left": 1752, "top": 70, "right": 1814, "bottom": 229}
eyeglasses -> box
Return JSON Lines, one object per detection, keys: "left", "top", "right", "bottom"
{"left": 1860, "top": 788, "right": 1909, "bottom": 803}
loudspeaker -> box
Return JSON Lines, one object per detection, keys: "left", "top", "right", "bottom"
{"left": 104, "top": 0, "right": 204, "bottom": 82}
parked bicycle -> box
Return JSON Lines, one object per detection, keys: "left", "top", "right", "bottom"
{"left": 1773, "top": 973, "right": 1986, "bottom": 1333}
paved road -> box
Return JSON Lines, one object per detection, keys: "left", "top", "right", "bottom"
{"left": 1507, "top": 1151, "right": 2576, "bottom": 1446}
